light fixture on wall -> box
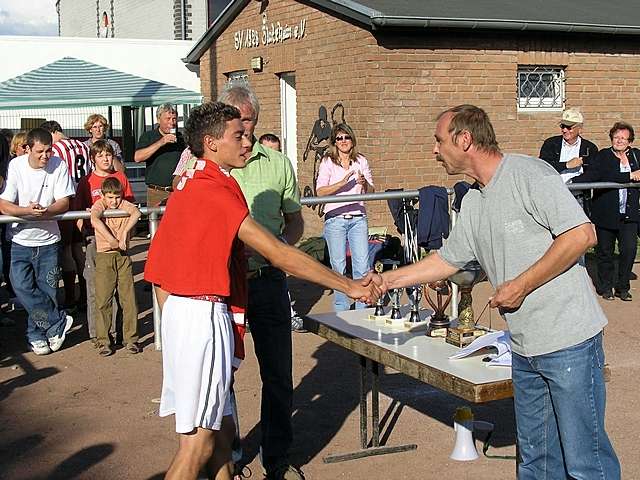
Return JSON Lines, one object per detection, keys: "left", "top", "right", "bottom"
{"left": 251, "top": 56, "right": 263, "bottom": 72}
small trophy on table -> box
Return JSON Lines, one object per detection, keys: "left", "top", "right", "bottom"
{"left": 384, "top": 263, "right": 410, "bottom": 328}
{"left": 389, "top": 264, "right": 403, "bottom": 320}
{"left": 406, "top": 285, "right": 422, "bottom": 323}
{"left": 424, "top": 280, "right": 453, "bottom": 337}
{"left": 446, "top": 263, "right": 487, "bottom": 348}
{"left": 369, "top": 261, "right": 386, "bottom": 320}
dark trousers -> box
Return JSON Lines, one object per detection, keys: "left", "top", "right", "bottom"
{"left": 247, "top": 267, "right": 293, "bottom": 471}
{"left": 1, "top": 225, "right": 14, "bottom": 296}
{"left": 595, "top": 220, "right": 639, "bottom": 294}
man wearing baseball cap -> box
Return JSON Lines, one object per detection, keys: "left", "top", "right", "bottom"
{"left": 539, "top": 108, "right": 598, "bottom": 183}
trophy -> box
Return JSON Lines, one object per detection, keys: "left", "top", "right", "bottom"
{"left": 371, "top": 261, "right": 386, "bottom": 318}
{"left": 389, "top": 264, "right": 402, "bottom": 320}
{"left": 406, "top": 285, "right": 422, "bottom": 323}
{"left": 446, "top": 263, "right": 487, "bottom": 348}
{"left": 424, "top": 280, "right": 453, "bottom": 336}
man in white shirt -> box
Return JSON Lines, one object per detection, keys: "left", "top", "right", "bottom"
{"left": 539, "top": 108, "right": 599, "bottom": 182}
{"left": 539, "top": 108, "right": 599, "bottom": 212}
{"left": 0, "top": 128, "right": 76, "bottom": 355}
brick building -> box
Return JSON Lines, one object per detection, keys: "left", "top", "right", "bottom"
{"left": 185, "top": 0, "right": 640, "bottom": 234}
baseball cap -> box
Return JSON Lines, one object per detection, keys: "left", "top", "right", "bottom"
{"left": 560, "top": 108, "right": 584, "bottom": 126}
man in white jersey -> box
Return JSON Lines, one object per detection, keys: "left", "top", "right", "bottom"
{"left": 0, "top": 128, "right": 76, "bottom": 355}
{"left": 40, "top": 121, "right": 91, "bottom": 312}
{"left": 364, "top": 105, "right": 620, "bottom": 479}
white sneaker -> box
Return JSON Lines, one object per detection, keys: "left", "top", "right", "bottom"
{"left": 48, "top": 315, "right": 74, "bottom": 352}
{"left": 30, "top": 340, "right": 51, "bottom": 355}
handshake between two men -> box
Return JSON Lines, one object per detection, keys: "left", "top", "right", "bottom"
{"left": 354, "top": 252, "right": 533, "bottom": 313}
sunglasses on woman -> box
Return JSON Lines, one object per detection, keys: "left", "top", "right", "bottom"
{"left": 335, "top": 135, "right": 352, "bottom": 142}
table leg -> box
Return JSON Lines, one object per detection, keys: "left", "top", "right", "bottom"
{"left": 360, "top": 355, "right": 368, "bottom": 449}
{"left": 371, "top": 360, "right": 380, "bottom": 447}
{"left": 323, "top": 355, "right": 418, "bottom": 464}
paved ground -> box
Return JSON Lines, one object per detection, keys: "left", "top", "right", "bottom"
{"left": 0, "top": 238, "right": 638, "bottom": 480}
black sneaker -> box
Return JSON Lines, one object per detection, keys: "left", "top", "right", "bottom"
{"left": 615, "top": 290, "right": 632, "bottom": 301}
{"left": 601, "top": 290, "right": 615, "bottom": 301}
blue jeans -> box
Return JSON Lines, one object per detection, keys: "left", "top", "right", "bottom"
{"left": 324, "top": 215, "right": 370, "bottom": 311}
{"left": 10, "top": 242, "right": 67, "bottom": 343}
{"left": 512, "top": 332, "right": 620, "bottom": 480}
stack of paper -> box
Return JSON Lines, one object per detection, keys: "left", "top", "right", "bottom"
{"left": 448, "top": 330, "right": 512, "bottom": 367}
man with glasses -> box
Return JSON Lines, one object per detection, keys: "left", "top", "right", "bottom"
{"left": 539, "top": 108, "right": 599, "bottom": 215}
{"left": 539, "top": 108, "right": 598, "bottom": 182}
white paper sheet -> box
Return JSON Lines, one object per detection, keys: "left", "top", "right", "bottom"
{"left": 448, "top": 330, "right": 511, "bottom": 361}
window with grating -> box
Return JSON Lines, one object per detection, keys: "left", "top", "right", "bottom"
{"left": 226, "top": 70, "right": 249, "bottom": 84}
{"left": 517, "top": 66, "right": 565, "bottom": 111}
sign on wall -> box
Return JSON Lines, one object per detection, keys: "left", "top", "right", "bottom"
{"left": 234, "top": 13, "right": 306, "bottom": 50}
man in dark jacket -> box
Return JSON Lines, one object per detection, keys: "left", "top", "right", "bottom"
{"left": 539, "top": 108, "right": 598, "bottom": 180}
{"left": 539, "top": 108, "right": 598, "bottom": 212}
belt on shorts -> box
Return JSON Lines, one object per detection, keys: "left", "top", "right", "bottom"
{"left": 247, "top": 265, "right": 283, "bottom": 280}
{"left": 148, "top": 184, "right": 173, "bottom": 192}
{"left": 187, "top": 294, "right": 227, "bottom": 303}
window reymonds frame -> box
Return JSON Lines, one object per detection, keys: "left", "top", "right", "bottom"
{"left": 517, "top": 66, "right": 565, "bottom": 111}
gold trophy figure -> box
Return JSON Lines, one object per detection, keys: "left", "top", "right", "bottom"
{"left": 424, "top": 280, "right": 453, "bottom": 337}
{"left": 446, "top": 263, "right": 487, "bottom": 347}
{"left": 371, "top": 261, "right": 386, "bottom": 318}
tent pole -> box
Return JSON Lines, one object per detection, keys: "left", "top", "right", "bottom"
{"left": 107, "top": 106, "right": 113, "bottom": 138}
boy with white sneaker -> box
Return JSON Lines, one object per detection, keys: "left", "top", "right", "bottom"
{"left": 0, "top": 128, "right": 76, "bottom": 355}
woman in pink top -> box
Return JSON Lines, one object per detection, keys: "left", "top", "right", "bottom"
{"left": 316, "top": 123, "right": 375, "bottom": 311}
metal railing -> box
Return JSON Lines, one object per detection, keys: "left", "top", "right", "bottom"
{"left": 1, "top": 182, "right": 638, "bottom": 350}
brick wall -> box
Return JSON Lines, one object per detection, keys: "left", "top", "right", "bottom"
{"left": 201, "top": 0, "right": 640, "bottom": 236}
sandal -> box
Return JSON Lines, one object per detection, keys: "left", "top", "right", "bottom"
{"left": 98, "top": 344, "right": 113, "bottom": 357}
{"left": 125, "top": 343, "right": 141, "bottom": 354}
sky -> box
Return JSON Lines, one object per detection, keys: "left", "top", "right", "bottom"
{"left": 0, "top": 0, "right": 58, "bottom": 36}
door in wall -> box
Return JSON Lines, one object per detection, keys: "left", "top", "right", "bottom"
{"left": 279, "top": 72, "right": 297, "bottom": 177}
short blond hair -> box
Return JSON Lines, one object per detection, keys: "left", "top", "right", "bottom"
{"left": 10, "top": 131, "right": 27, "bottom": 156}
{"left": 84, "top": 114, "right": 109, "bottom": 132}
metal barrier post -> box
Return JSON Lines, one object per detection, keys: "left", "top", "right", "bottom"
{"left": 148, "top": 210, "right": 162, "bottom": 351}
{"left": 449, "top": 207, "right": 459, "bottom": 319}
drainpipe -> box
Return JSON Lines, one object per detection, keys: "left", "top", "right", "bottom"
{"left": 180, "top": 0, "right": 187, "bottom": 39}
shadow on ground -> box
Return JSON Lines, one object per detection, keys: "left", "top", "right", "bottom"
{"left": 238, "top": 339, "right": 515, "bottom": 469}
